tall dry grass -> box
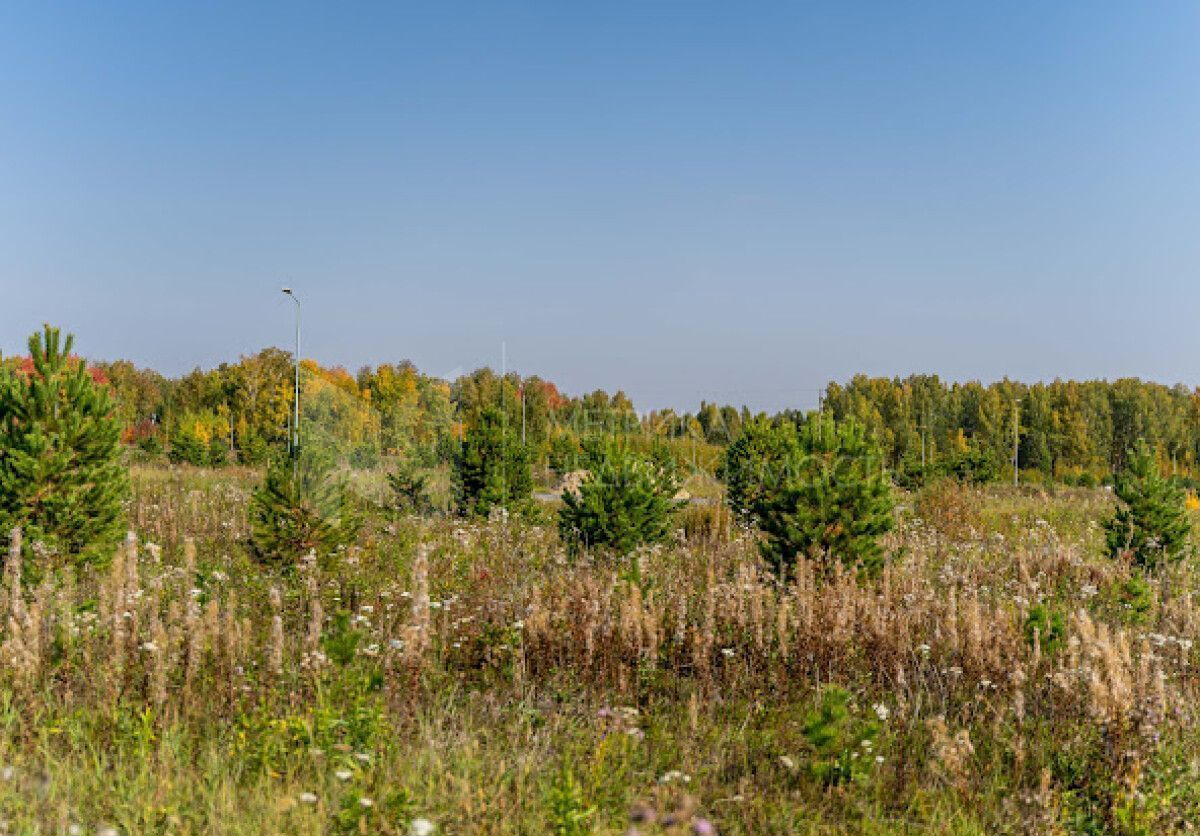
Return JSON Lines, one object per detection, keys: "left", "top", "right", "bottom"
{"left": 0, "top": 474, "right": 1197, "bottom": 832}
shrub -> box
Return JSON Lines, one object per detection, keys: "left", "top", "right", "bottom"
{"left": 452, "top": 406, "right": 532, "bottom": 517}
{"left": 1104, "top": 440, "right": 1190, "bottom": 569}
{"left": 544, "top": 768, "right": 595, "bottom": 835}
{"left": 558, "top": 444, "right": 681, "bottom": 556}
{"left": 756, "top": 413, "right": 895, "bottom": 578}
{"left": 800, "top": 685, "right": 880, "bottom": 787}
{"left": 388, "top": 457, "right": 432, "bottom": 516}
{"left": 168, "top": 430, "right": 206, "bottom": 465}
{"left": 1023, "top": 604, "right": 1066, "bottom": 656}
{"left": 248, "top": 453, "right": 361, "bottom": 568}
{"left": 0, "top": 325, "right": 128, "bottom": 565}
{"left": 940, "top": 446, "right": 1001, "bottom": 485}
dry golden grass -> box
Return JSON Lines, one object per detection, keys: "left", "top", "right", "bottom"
{"left": 0, "top": 472, "right": 1198, "bottom": 832}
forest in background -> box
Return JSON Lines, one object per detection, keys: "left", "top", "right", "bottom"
{"left": 17, "top": 345, "right": 1200, "bottom": 486}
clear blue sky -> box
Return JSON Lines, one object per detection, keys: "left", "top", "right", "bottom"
{"left": 3, "top": 2, "right": 1199, "bottom": 412}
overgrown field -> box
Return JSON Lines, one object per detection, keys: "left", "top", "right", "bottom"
{"left": 2, "top": 469, "right": 1200, "bottom": 833}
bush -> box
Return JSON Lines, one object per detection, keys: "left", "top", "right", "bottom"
{"left": 452, "top": 407, "right": 532, "bottom": 517}
{"left": 388, "top": 457, "right": 432, "bottom": 516}
{"left": 248, "top": 453, "right": 361, "bottom": 569}
{"left": 756, "top": 413, "right": 895, "bottom": 578}
{"left": 1023, "top": 604, "right": 1066, "bottom": 656}
{"left": 1104, "top": 440, "right": 1190, "bottom": 570}
{"left": 0, "top": 325, "right": 128, "bottom": 565}
{"left": 558, "top": 444, "right": 682, "bottom": 556}
{"left": 800, "top": 685, "right": 881, "bottom": 787}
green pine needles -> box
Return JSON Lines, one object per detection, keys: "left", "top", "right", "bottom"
{"left": 0, "top": 325, "right": 129, "bottom": 566}
{"left": 1104, "top": 440, "right": 1190, "bottom": 569}
{"left": 452, "top": 406, "right": 532, "bottom": 517}
{"left": 558, "top": 443, "right": 682, "bottom": 556}
{"left": 718, "top": 416, "right": 799, "bottom": 523}
{"left": 755, "top": 413, "right": 895, "bottom": 579}
{"left": 248, "top": 453, "right": 361, "bottom": 569}
{"left": 388, "top": 456, "right": 433, "bottom": 516}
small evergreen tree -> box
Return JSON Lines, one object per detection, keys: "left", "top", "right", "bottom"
{"left": 452, "top": 407, "right": 532, "bottom": 517}
{"left": 717, "top": 416, "right": 799, "bottom": 522}
{"left": 0, "top": 325, "right": 128, "bottom": 565}
{"left": 168, "top": 423, "right": 209, "bottom": 466}
{"left": 388, "top": 457, "right": 432, "bottom": 516}
{"left": 248, "top": 453, "right": 361, "bottom": 569}
{"left": 800, "top": 685, "right": 881, "bottom": 787}
{"left": 1104, "top": 440, "right": 1190, "bottom": 569}
{"left": 756, "top": 413, "right": 895, "bottom": 578}
{"left": 558, "top": 444, "right": 682, "bottom": 556}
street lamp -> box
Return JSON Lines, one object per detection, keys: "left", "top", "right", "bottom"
{"left": 282, "top": 288, "right": 300, "bottom": 479}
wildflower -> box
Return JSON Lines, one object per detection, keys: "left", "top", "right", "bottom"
{"left": 779, "top": 755, "right": 796, "bottom": 770}
{"left": 354, "top": 752, "right": 371, "bottom": 763}
{"left": 658, "top": 770, "right": 691, "bottom": 784}
{"left": 335, "top": 770, "right": 353, "bottom": 781}
{"left": 692, "top": 818, "right": 716, "bottom": 835}
{"left": 720, "top": 648, "right": 735, "bottom": 658}
{"left": 875, "top": 755, "right": 885, "bottom": 764}
{"left": 299, "top": 792, "right": 318, "bottom": 804}
{"left": 358, "top": 797, "right": 374, "bottom": 808}
{"left": 411, "top": 819, "right": 435, "bottom": 836}
{"left": 140, "top": 641, "right": 159, "bottom": 653}
{"left": 873, "top": 703, "right": 890, "bottom": 721}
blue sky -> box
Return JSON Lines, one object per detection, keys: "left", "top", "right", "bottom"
{"left": 3, "top": 2, "right": 1199, "bottom": 411}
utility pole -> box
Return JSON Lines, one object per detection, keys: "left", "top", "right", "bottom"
{"left": 1012, "top": 400, "right": 1020, "bottom": 487}
{"left": 501, "top": 341, "right": 507, "bottom": 515}
{"left": 282, "top": 288, "right": 301, "bottom": 481}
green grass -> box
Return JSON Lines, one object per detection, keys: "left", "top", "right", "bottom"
{"left": 3, "top": 469, "right": 1200, "bottom": 833}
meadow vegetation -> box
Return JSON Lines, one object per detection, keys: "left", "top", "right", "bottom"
{"left": 5, "top": 327, "right": 1200, "bottom": 833}
{"left": 0, "top": 468, "right": 1199, "bottom": 833}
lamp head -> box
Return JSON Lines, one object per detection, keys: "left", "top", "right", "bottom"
{"left": 282, "top": 287, "right": 293, "bottom": 295}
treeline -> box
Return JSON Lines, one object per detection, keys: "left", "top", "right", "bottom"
{"left": 65, "top": 350, "right": 742, "bottom": 474}
{"left": 16, "top": 345, "right": 1200, "bottom": 484}
{"left": 822, "top": 374, "right": 1200, "bottom": 485}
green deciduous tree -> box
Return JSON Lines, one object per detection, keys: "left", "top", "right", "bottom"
{"left": 756, "top": 414, "right": 895, "bottom": 578}
{"left": 558, "top": 444, "right": 681, "bottom": 556}
{"left": 1104, "top": 440, "right": 1190, "bottom": 569}
{"left": 0, "top": 325, "right": 129, "bottom": 565}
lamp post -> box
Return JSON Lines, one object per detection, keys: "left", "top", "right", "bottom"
{"left": 282, "top": 288, "right": 300, "bottom": 480}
